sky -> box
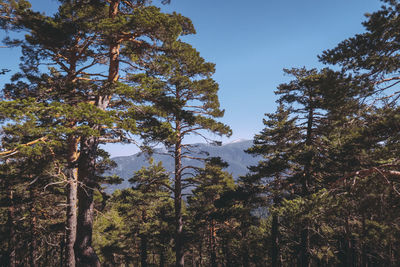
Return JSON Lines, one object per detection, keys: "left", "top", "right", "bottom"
{"left": 0, "top": 0, "right": 383, "bottom": 157}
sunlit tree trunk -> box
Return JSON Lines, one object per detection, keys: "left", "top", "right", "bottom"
{"left": 65, "top": 135, "right": 79, "bottom": 267}
{"left": 174, "top": 120, "right": 184, "bottom": 267}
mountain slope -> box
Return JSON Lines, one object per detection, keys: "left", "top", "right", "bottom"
{"left": 107, "top": 140, "right": 260, "bottom": 190}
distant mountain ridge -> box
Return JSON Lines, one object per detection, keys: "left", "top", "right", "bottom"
{"left": 107, "top": 140, "right": 260, "bottom": 191}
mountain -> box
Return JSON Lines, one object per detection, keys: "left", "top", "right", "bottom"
{"left": 106, "top": 140, "right": 260, "bottom": 191}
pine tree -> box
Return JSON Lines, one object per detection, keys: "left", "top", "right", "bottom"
{"left": 187, "top": 157, "right": 235, "bottom": 267}
{"left": 1, "top": 1, "right": 199, "bottom": 265}
{"left": 93, "top": 159, "right": 174, "bottom": 266}
{"left": 319, "top": 0, "right": 400, "bottom": 185}
{"left": 246, "top": 104, "right": 300, "bottom": 267}
{"left": 129, "top": 40, "right": 231, "bottom": 266}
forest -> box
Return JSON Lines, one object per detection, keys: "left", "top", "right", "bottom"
{"left": 0, "top": 0, "right": 400, "bottom": 266}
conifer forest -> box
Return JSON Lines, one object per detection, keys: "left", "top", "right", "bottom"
{"left": 1, "top": 0, "right": 400, "bottom": 266}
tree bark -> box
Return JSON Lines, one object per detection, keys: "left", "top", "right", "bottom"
{"left": 210, "top": 220, "right": 217, "bottom": 267}
{"left": 271, "top": 213, "right": 279, "bottom": 267}
{"left": 140, "top": 234, "right": 148, "bottom": 267}
{"left": 300, "top": 228, "right": 310, "bottom": 267}
{"left": 159, "top": 249, "right": 165, "bottom": 267}
{"left": 29, "top": 189, "right": 38, "bottom": 267}
{"left": 241, "top": 228, "right": 249, "bottom": 267}
{"left": 60, "top": 237, "right": 65, "bottom": 267}
{"left": 299, "top": 93, "right": 314, "bottom": 267}
{"left": 74, "top": 136, "right": 101, "bottom": 267}
{"left": 6, "top": 189, "right": 16, "bottom": 267}
{"left": 344, "top": 216, "right": 354, "bottom": 267}
{"left": 223, "top": 239, "right": 232, "bottom": 267}
{"left": 65, "top": 135, "right": 79, "bottom": 267}
{"left": 140, "top": 210, "right": 148, "bottom": 267}
{"left": 174, "top": 121, "right": 185, "bottom": 267}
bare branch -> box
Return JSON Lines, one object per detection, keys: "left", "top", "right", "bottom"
{"left": 0, "top": 136, "right": 48, "bottom": 158}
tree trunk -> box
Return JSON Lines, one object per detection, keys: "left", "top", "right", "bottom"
{"left": 299, "top": 96, "right": 314, "bottom": 267}
{"left": 223, "top": 239, "right": 232, "bottom": 267}
{"left": 140, "top": 234, "right": 148, "bottom": 267}
{"left": 210, "top": 221, "right": 217, "bottom": 267}
{"left": 198, "top": 240, "right": 203, "bottom": 267}
{"left": 344, "top": 217, "right": 354, "bottom": 267}
{"left": 159, "top": 249, "right": 165, "bottom": 267}
{"left": 242, "top": 247, "right": 249, "bottom": 267}
{"left": 361, "top": 217, "right": 367, "bottom": 267}
{"left": 271, "top": 213, "right": 279, "bottom": 267}
{"left": 108, "top": 0, "right": 120, "bottom": 85}
{"left": 7, "top": 189, "right": 16, "bottom": 267}
{"left": 300, "top": 228, "right": 310, "bottom": 267}
{"left": 241, "top": 228, "right": 249, "bottom": 267}
{"left": 60, "top": 237, "right": 65, "bottom": 267}
{"left": 65, "top": 136, "right": 79, "bottom": 267}
{"left": 74, "top": 136, "right": 100, "bottom": 267}
{"left": 65, "top": 168, "right": 77, "bottom": 267}
{"left": 174, "top": 122, "right": 185, "bottom": 267}
{"left": 73, "top": 0, "right": 122, "bottom": 265}
{"left": 29, "top": 189, "right": 38, "bottom": 267}
{"left": 140, "top": 209, "right": 148, "bottom": 267}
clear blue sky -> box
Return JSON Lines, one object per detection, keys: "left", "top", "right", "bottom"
{"left": 0, "top": 0, "right": 383, "bottom": 157}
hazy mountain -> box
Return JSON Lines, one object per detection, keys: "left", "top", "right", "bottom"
{"left": 106, "top": 139, "right": 260, "bottom": 191}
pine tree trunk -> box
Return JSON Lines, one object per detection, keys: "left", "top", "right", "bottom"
{"left": 7, "top": 189, "right": 16, "bottom": 267}
{"left": 361, "top": 217, "right": 367, "bottom": 267}
{"left": 73, "top": 1, "right": 122, "bottom": 265}
{"left": 191, "top": 249, "right": 195, "bottom": 267}
{"left": 108, "top": 0, "right": 120, "bottom": 85}
{"left": 159, "top": 249, "right": 165, "bottom": 267}
{"left": 210, "top": 221, "right": 217, "bottom": 267}
{"left": 344, "top": 217, "right": 354, "bottom": 266}
{"left": 140, "top": 210, "right": 148, "bottom": 267}
{"left": 74, "top": 136, "right": 100, "bottom": 267}
{"left": 29, "top": 189, "right": 38, "bottom": 267}
{"left": 60, "top": 237, "right": 64, "bottom": 267}
{"left": 174, "top": 125, "right": 185, "bottom": 267}
{"left": 271, "top": 213, "right": 279, "bottom": 267}
{"left": 241, "top": 227, "right": 249, "bottom": 267}
{"left": 224, "top": 239, "right": 232, "bottom": 267}
{"left": 65, "top": 169, "right": 77, "bottom": 267}
{"left": 198, "top": 240, "right": 203, "bottom": 267}
{"left": 65, "top": 136, "right": 79, "bottom": 267}
{"left": 242, "top": 247, "right": 249, "bottom": 267}
{"left": 299, "top": 99, "right": 314, "bottom": 267}
{"left": 73, "top": 1, "right": 121, "bottom": 265}
{"left": 140, "top": 234, "right": 148, "bottom": 267}
{"left": 300, "top": 228, "right": 310, "bottom": 267}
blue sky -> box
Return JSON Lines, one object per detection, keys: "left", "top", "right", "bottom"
{"left": 0, "top": 0, "right": 383, "bottom": 157}
{"left": 160, "top": 0, "right": 382, "bottom": 139}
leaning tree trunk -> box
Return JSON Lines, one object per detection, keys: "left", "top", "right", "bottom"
{"left": 74, "top": 136, "right": 100, "bottom": 267}
{"left": 174, "top": 122, "right": 185, "bottom": 267}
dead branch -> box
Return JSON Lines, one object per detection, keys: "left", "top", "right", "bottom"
{"left": 0, "top": 136, "right": 48, "bottom": 158}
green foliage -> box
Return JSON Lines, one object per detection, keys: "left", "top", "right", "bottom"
{"left": 94, "top": 160, "right": 175, "bottom": 265}
{"left": 2, "top": 0, "right": 400, "bottom": 266}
